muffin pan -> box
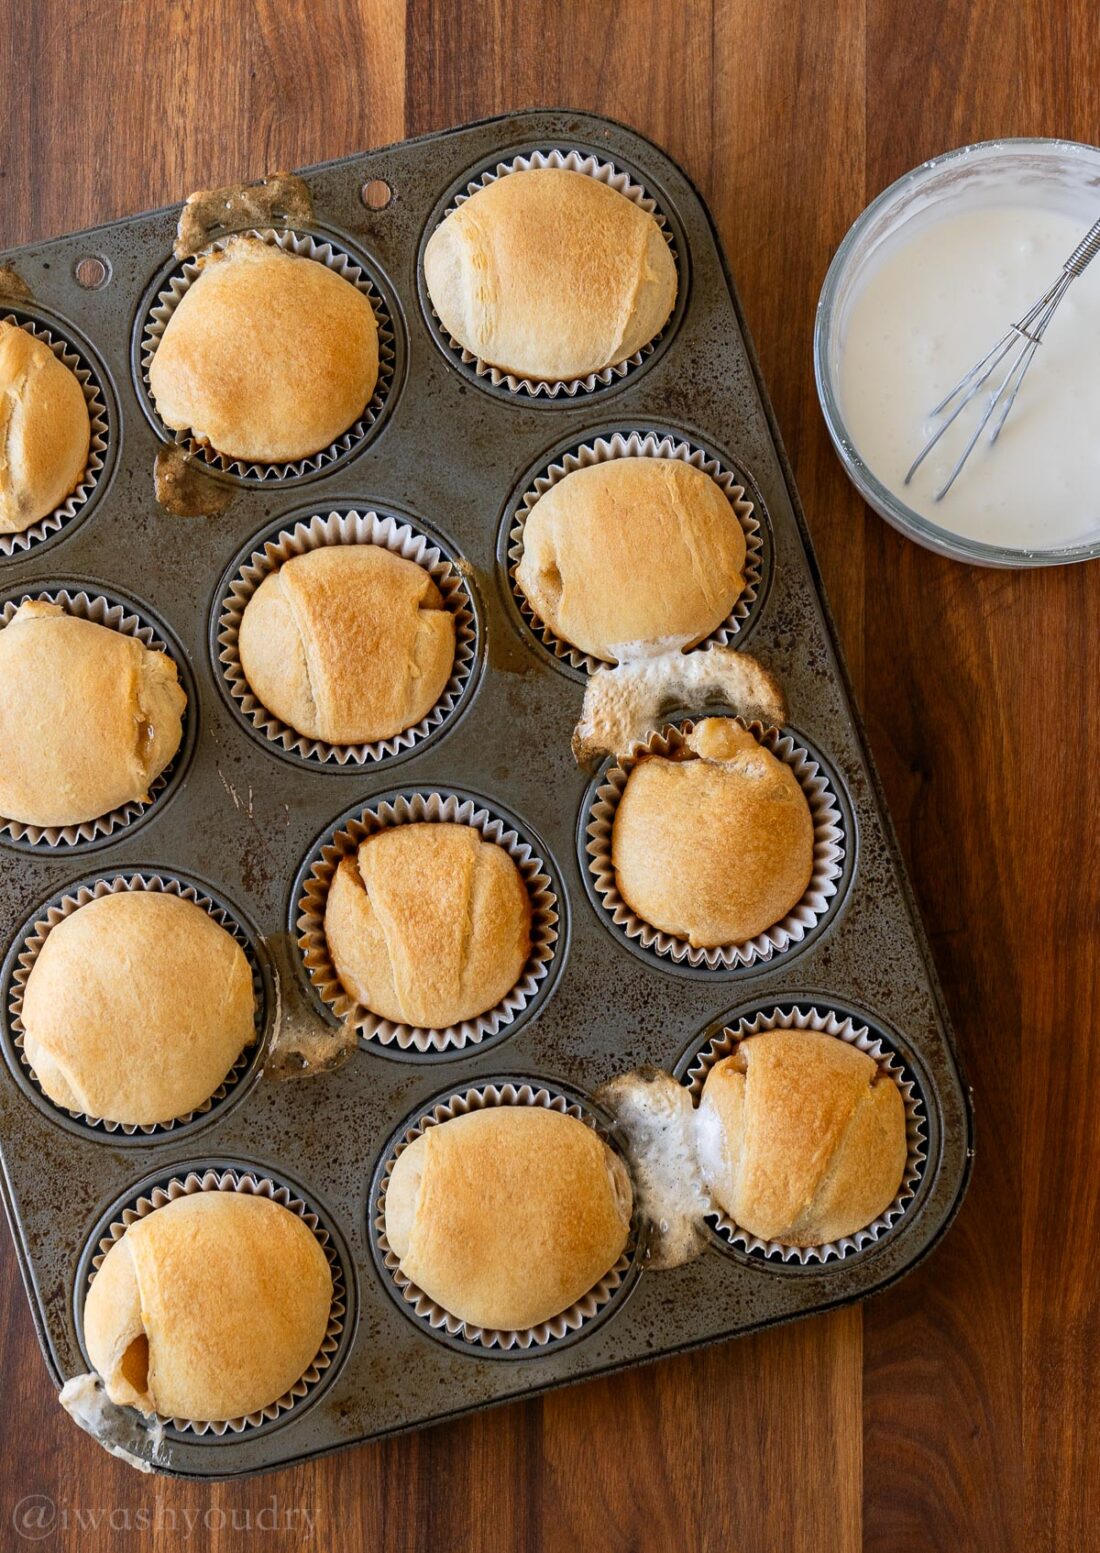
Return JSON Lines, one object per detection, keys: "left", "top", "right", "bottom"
{"left": 0, "top": 110, "right": 971, "bottom": 1478}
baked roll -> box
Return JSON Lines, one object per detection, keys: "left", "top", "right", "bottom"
{"left": 612, "top": 718, "right": 814, "bottom": 948}
{"left": 385, "top": 1106, "right": 633, "bottom": 1329}
{"left": 324, "top": 823, "right": 531, "bottom": 1028}
{"left": 0, "top": 602, "right": 186, "bottom": 828}
{"left": 148, "top": 236, "right": 379, "bottom": 463}
{"left": 238, "top": 546, "right": 456, "bottom": 744}
{"left": 424, "top": 168, "right": 677, "bottom": 381}
{"left": 84, "top": 1192, "right": 332, "bottom": 1422}
{"left": 0, "top": 321, "right": 91, "bottom": 535}
{"left": 21, "top": 891, "right": 255, "bottom": 1126}
{"left": 698, "top": 1028, "right": 908, "bottom": 1245}
{"left": 516, "top": 458, "right": 746, "bottom": 660}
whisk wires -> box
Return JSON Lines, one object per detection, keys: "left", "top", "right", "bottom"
{"left": 904, "top": 215, "right": 1100, "bottom": 501}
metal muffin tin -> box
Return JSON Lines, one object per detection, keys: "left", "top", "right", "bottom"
{"left": 0, "top": 110, "right": 971, "bottom": 1478}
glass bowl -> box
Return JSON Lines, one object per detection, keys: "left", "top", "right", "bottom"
{"left": 814, "top": 137, "right": 1100, "bottom": 567}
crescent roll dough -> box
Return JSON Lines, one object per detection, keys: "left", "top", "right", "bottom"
{"left": 84, "top": 1192, "right": 333, "bottom": 1423}
{"left": 424, "top": 168, "right": 677, "bottom": 380}
{"left": 0, "top": 601, "right": 186, "bottom": 828}
{"left": 516, "top": 458, "right": 746, "bottom": 660}
{"left": 385, "top": 1106, "right": 633, "bottom": 1330}
{"left": 21, "top": 891, "right": 255, "bottom": 1126}
{"left": 0, "top": 320, "right": 91, "bottom": 534}
{"left": 148, "top": 236, "right": 379, "bottom": 463}
{"left": 612, "top": 718, "right": 814, "bottom": 948}
{"left": 238, "top": 546, "right": 455, "bottom": 744}
{"left": 698, "top": 1028, "right": 908, "bottom": 1245}
{"left": 324, "top": 823, "right": 532, "bottom": 1029}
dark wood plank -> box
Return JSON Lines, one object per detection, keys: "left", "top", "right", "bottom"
{"left": 855, "top": 4, "right": 1099, "bottom": 1549}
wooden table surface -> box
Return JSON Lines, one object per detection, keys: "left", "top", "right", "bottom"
{"left": 1, "top": 1, "right": 1097, "bottom": 1548}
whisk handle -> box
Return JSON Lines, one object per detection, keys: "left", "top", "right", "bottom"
{"left": 1063, "top": 216, "right": 1100, "bottom": 277}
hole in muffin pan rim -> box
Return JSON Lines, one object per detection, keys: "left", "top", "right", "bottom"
{"left": 128, "top": 224, "right": 407, "bottom": 489}
{"left": 287, "top": 786, "right": 572, "bottom": 1063}
{"left": 0, "top": 109, "right": 972, "bottom": 1475}
{"left": 207, "top": 500, "right": 486, "bottom": 773}
{"left": 0, "top": 868, "right": 274, "bottom": 1146}
{"left": 574, "top": 713, "right": 859, "bottom": 981}
{"left": 70, "top": 1159, "right": 359, "bottom": 1445}
{"left": 0, "top": 579, "right": 199, "bottom": 856}
{"left": 0, "top": 305, "right": 122, "bottom": 564}
{"left": 366, "top": 1074, "right": 645, "bottom": 1359}
{"left": 415, "top": 139, "right": 692, "bottom": 406}
{"left": 494, "top": 421, "right": 776, "bottom": 684}
{"left": 670, "top": 995, "right": 940, "bottom": 1275}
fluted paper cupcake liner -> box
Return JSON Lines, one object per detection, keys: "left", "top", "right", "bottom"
{"left": 0, "top": 590, "right": 189, "bottom": 848}
{"left": 585, "top": 719, "right": 845, "bottom": 969}
{"left": 215, "top": 509, "right": 477, "bottom": 765}
{"left": 297, "top": 793, "right": 559, "bottom": 1053}
{"left": 83, "top": 1169, "right": 347, "bottom": 1437}
{"left": 138, "top": 228, "right": 395, "bottom": 481}
{"left": 7, "top": 874, "right": 264, "bottom": 1135}
{"left": 425, "top": 149, "right": 679, "bottom": 398}
{"left": 508, "top": 431, "right": 764, "bottom": 672}
{"left": 0, "top": 313, "right": 109, "bottom": 557}
{"left": 373, "top": 1081, "right": 635, "bottom": 1351}
{"left": 684, "top": 1005, "right": 927, "bottom": 1264}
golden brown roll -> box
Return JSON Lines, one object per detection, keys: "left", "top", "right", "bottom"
{"left": 697, "top": 1028, "right": 908, "bottom": 1245}
{"left": 324, "top": 823, "right": 531, "bottom": 1028}
{"left": 148, "top": 236, "right": 379, "bottom": 462}
{"left": 424, "top": 168, "right": 677, "bottom": 381}
{"left": 516, "top": 458, "right": 746, "bottom": 660}
{"left": 21, "top": 891, "right": 255, "bottom": 1126}
{"left": 0, "top": 602, "right": 186, "bottom": 829}
{"left": 238, "top": 546, "right": 456, "bottom": 744}
{"left": 0, "top": 321, "right": 91, "bottom": 535}
{"left": 385, "top": 1106, "right": 632, "bottom": 1329}
{"left": 611, "top": 718, "right": 814, "bottom": 948}
{"left": 84, "top": 1192, "right": 332, "bottom": 1422}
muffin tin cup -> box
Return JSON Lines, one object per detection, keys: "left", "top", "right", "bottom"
{"left": 0, "top": 312, "right": 111, "bottom": 559}
{"left": 137, "top": 227, "right": 397, "bottom": 482}
{"left": 422, "top": 148, "right": 680, "bottom": 398}
{"left": 682, "top": 1005, "right": 928, "bottom": 1265}
{"left": 371, "top": 1080, "right": 637, "bottom": 1353}
{"left": 0, "top": 588, "right": 193, "bottom": 850}
{"left": 78, "top": 1168, "right": 348, "bottom": 1438}
{"left": 5, "top": 873, "right": 266, "bottom": 1138}
{"left": 585, "top": 719, "right": 846, "bottom": 970}
{"left": 296, "top": 792, "right": 561, "bottom": 1054}
{"left": 214, "top": 507, "right": 479, "bottom": 766}
{"left": 506, "top": 430, "right": 766, "bottom": 674}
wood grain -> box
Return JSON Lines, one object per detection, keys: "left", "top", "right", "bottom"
{"left": 1, "top": 0, "right": 1097, "bottom": 1547}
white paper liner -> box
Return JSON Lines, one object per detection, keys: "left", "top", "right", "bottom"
{"left": 7, "top": 874, "right": 263, "bottom": 1135}
{"left": 586, "top": 719, "right": 845, "bottom": 969}
{"left": 508, "top": 431, "right": 764, "bottom": 672}
{"left": 0, "top": 590, "right": 188, "bottom": 848}
{"left": 426, "top": 149, "right": 679, "bottom": 397}
{"left": 83, "top": 1169, "right": 346, "bottom": 1436}
{"left": 0, "top": 313, "right": 109, "bottom": 556}
{"left": 373, "top": 1081, "right": 635, "bottom": 1350}
{"left": 684, "top": 1005, "right": 927, "bottom": 1264}
{"left": 215, "top": 509, "right": 477, "bottom": 765}
{"left": 297, "top": 793, "right": 559, "bottom": 1053}
{"left": 139, "top": 227, "right": 396, "bottom": 481}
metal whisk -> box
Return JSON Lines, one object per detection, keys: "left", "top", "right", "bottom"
{"left": 905, "top": 213, "right": 1100, "bottom": 500}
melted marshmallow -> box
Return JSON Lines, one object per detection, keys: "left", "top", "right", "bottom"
{"left": 59, "top": 1375, "right": 165, "bottom": 1473}
{"left": 597, "top": 1068, "right": 711, "bottom": 1269}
